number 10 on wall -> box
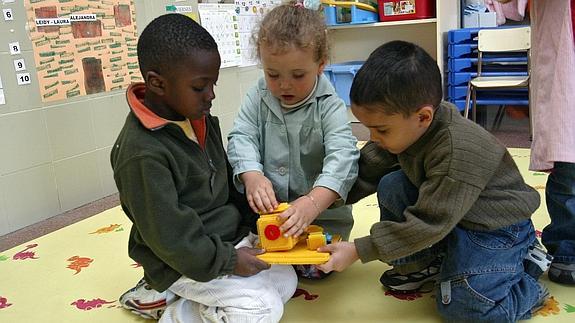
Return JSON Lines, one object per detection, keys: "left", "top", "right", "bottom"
{"left": 17, "top": 73, "right": 31, "bottom": 85}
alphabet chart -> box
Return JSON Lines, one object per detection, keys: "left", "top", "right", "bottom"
{"left": 234, "top": 0, "right": 280, "bottom": 67}
{"left": 198, "top": 4, "right": 241, "bottom": 68}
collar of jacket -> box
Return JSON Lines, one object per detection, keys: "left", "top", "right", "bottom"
{"left": 126, "top": 82, "right": 169, "bottom": 130}
{"left": 125, "top": 82, "right": 208, "bottom": 148}
{"left": 403, "top": 101, "right": 456, "bottom": 156}
{"left": 260, "top": 74, "right": 336, "bottom": 120}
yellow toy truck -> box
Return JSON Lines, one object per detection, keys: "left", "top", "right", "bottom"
{"left": 256, "top": 203, "right": 340, "bottom": 264}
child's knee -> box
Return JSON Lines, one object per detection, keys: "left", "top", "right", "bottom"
{"left": 376, "top": 171, "right": 417, "bottom": 207}
{"left": 435, "top": 277, "right": 512, "bottom": 323}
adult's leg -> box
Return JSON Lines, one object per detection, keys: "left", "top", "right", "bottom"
{"left": 542, "top": 162, "right": 575, "bottom": 284}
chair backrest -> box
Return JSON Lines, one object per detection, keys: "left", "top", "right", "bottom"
{"left": 476, "top": 27, "right": 531, "bottom": 76}
{"left": 478, "top": 27, "right": 531, "bottom": 52}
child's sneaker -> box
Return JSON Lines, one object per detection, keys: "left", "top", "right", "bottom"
{"left": 119, "top": 278, "right": 178, "bottom": 320}
{"left": 524, "top": 241, "right": 553, "bottom": 279}
{"left": 548, "top": 262, "right": 575, "bottom": 285}
{"left": 379, "top": 257, "right": 442, "bottom": 292}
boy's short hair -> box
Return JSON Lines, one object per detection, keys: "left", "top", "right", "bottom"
{"left": 137, "top": 14, "right": 218, "bottom": 78}
{"left": 350, "top": 41, "right": 442, "bottom": 116}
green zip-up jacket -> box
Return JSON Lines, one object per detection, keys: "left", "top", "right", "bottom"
{"left": 111, "top": 83, "right": 253, "bottom": 292}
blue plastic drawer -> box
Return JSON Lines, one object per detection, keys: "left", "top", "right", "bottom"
{"left": 447, "top": 26, "right": 530, "bottom": 45}
{"left": 448, "top": 85, "right": 528, "bottom": 100}
{"left": 448, "top": 71, "right": 528, "bottom": 86}
{"left": 323, "top": 4, "right": 378, "bottom": 26}
{"left": 450, "top": 96, "right": 529, "bottom": 112}
{"left": 448, "top": 43, "right": 478, "bottom": 58}
{"left": 448, "top": 55, "right": 528, "bottom": 72}
{"left": 448, "top": 28, "right": 481, "bottom": 44}
{"left": 324, "top": 61, "right": 364, "bottom": 106}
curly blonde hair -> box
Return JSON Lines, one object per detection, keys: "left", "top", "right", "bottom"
{"left": 255, "top": 3, "right": 329, "bottom": 62}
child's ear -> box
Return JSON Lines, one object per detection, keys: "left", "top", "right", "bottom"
{"left": 317, "top": 58, "right": 327, "bottom": 75}
{"left": 417, "top": 105, "right": 434, "bottom": 126}
{"left": 146, "top": 71, "right": 165, "bottom": 96}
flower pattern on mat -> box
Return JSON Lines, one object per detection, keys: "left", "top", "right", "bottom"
{"left": 0, "top": 296, "right": 12, "bottom": 309}
{"left": 534, "top": 296, "right": 561, "bottom": 317}
{"left": 89, "top": 224, "right": 123, "bottom": 234}
{"left": 384, "top": 289, "right": 425, "bottom": 301}
{"left": 71, "top": 298, "right": 115, "bottom": 311}
{"left": 292, "top": 288, "right": 319, "bottom": 300}
{"left": 0, "top": 255, "right": 8, "bottom": 261}
{"left": 66, "top": 256, "right": 94, "bottom": 274}
{"left": 564, "top": 303, "right": 575, "bottom": 313}
{"left": 12, "top": 243, "right": 39, "bottom": 260}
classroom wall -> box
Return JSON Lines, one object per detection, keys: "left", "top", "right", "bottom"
{"left": 0, "top": 0, "right": 262, "bottom": 236}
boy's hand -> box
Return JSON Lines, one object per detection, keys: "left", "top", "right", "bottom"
{"left": 316, "top": 242, "right": 359, "bottom": 273}
{"left": 233, "top": 247, "right": 271, "bottom": 277}
{"left": 241, "top": 171, "right": 278, "bottom": 213}
{"left": 278, "top": 196, "right": 319, "bottom": 238}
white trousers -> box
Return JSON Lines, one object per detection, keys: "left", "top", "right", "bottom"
{"left": 160, "top": 234, "right": 298, "bottom": 323}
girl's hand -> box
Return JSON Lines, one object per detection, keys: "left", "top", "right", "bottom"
{"left": 316, "top": 242, "right": 359, "bottom": 273}
{"left": 277, "top": 196, "right": 320, "bottom": 238}
{"left": 241, "top": 171, "right": 278, "bottom": 213}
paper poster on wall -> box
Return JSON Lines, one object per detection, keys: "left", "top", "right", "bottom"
{"left": 234, "top": 0, "right": 280, "bottom": 67}
{"left": 165, "top": 5, "right": 199, "bottom": 22}
{"left": 198, "top": 3, "right": 241, "bottom": 68}
{"left": 24, "top": 0, "right": 140, "bottom": 102}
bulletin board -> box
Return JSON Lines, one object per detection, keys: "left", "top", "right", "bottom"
{"left": 23, "top": 0, "right": 140, "bottom": 102}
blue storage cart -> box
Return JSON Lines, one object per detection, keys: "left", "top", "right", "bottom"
{"left": 446, "top": 26, "right": 530, "bottom": 112}
{"left": 322, "top": 1, "right": 378, "bottom": 26}
{"left": 323, "top": 61, "right": 364, "bottom": 106}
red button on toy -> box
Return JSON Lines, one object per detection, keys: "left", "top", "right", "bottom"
{"left": 264, "top": 224, "right": 281, "bottom": 240}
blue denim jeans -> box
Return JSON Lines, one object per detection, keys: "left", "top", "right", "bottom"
{"left": 542, "top": 162, "right": 575, "bottom": 264}
{"left": 377, "top": 170, "right": 544, "bottom": 322}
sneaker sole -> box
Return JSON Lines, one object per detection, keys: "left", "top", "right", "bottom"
{"left": 382, "top": 273, "right": 439, "bottom": 291}
{"left": 121, "top": 299, "right": 166, "bottom": 320}
{"left": 548, "top": 268, "right": 575, "bottom": 285}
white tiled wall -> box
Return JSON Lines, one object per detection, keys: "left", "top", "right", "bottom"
{"left": 0, "top": 0, "right": 262, "bottom": 236}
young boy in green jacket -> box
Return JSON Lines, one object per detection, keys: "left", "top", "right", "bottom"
{"left": 318, "top": 41, "right": 551, "bottom": 322}
{"left": 111, "top": 14, "right": 296, "bottom": 322}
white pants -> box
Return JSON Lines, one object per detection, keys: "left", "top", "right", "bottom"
{"left": 160, "top": 234, "right": 297, "bottom": 323}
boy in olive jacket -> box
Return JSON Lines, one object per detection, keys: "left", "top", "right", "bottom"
{"left": 111, "top": 14, "right": 296, "bottom": 322}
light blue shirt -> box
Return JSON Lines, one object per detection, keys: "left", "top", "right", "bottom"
{"left": 227, "top": 74, "right": 359, "bottom": 202}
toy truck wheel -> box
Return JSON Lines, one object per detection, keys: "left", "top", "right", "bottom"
{"left": 264, "top": 224, "right": 281, "bottom": 240}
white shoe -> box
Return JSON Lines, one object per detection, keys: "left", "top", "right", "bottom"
{"left": 119, "top": 278, "right": 178, "bottom": 320}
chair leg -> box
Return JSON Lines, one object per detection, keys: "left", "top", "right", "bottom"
{"left": 464, "top": 82, "right": 472, "bottom": 119}
{"left": 492, "top": 105, "right": 505, "bottom": 131}
{"left": 471, "top": 88, "right": 477, "bottom": 123}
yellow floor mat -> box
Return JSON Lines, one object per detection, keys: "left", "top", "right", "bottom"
{"left": 1, "top": 148, "right": 573, "bottom": 322}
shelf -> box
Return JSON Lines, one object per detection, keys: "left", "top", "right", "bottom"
{"left": 327, "top": 18, "right": 437, "bottom": 30}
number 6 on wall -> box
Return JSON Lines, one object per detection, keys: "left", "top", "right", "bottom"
{"left": 3, "top": 8, "right": 13, "bottom": 21}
